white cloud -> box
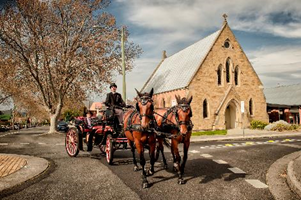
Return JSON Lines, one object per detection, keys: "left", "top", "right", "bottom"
{"left": 249, "top": 46, "right": 301, "bottom": 87}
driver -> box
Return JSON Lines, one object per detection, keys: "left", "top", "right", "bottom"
{"left": 105, "top": 83, "right": 126, "bottom": 125}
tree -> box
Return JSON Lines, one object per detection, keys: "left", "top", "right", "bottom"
{"left": 0, "top": 0, "right": 142, "bottom": 133}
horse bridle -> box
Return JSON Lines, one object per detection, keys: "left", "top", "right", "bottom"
{"left": 174, "top": 104, "right": 193, "bottom": 129}
{"left": 137, "top": 96, "right": 154, "bottom": 121}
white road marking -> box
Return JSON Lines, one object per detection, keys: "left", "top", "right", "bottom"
{"left": 228, "top": 167, "right": 246, "bottom": 174}
{"left": 20, "top": 143, "right": 30, "bottom": 145}
{"left": 0, "top": 143, "right": 8, "bottom": 145}
{"left": 245, "top": 179, "right": 268, "bottom": 188}
{"left": 201, "top": 154, "right": 213, "bottom": 158}
{"left": 256, "top": 142, "right": 263, "bottom": 144}
{"left": 38, "top": 142, "right": 47, "bottom": 145}
{"left": 213, "top": 160, "right": 228, "bottom": 164}
{"left": 55, "top": 143, "right": 64, "bottom": 146}
{"left": 190, "top": 150, "right": 200, "bottom": 153}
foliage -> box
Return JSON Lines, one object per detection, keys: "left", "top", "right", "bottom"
{"left": 0, "top": 114, "right": 11, "bottom": 121}
{"left": 62, "top": 109, "right": 81, "bottom": 122}
{"left": 0, "top": 0, "right": 142, "bottom": 132}
{"left": 250, "top": 120, "right": 268, "bottom": 130}
{"left": 192, "top": 130, "right": 227, "bottom": 136}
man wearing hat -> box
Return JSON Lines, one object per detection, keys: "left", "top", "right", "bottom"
{"left": 105, "top": 83, "right": 126, "bottom": 126}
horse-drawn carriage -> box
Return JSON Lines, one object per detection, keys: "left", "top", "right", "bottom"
{"left": 65, "top": 88, "right": 194, "bottom": 188}
{"left": 65, "top": 106, "right": 128, "bottom": 164}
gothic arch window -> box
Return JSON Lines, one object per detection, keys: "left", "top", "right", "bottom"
{"left": 249, "top": 98, "right": 253, "bottom": 116}
{"left": 234, "top": 66, "right": 239, "bottom": 86}
{"left": 226, "top": 58, "right": 231, "bottom": 83}
{"left": 217, "top": 64, "right": 223, "bottom": 86}
{"left": 203, "top": 99, "right": 208, "bottom": 119}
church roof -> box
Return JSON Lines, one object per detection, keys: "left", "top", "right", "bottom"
{"left": 141, "top": 27, "right": 223, "bottom": 94}
{"left": 264, "top": 83, "right": 301, "bottom": 107}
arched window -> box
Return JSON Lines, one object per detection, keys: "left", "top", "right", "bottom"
{"left": 203, "top": 99, "right": 208, "bottom": 118}
{"left": 224, "top": 39, "right": 231, "bottom": 49}
{"left": 217, "top": 65, "right": 222, "bottom": 86}
{"left": 234, "top": 66, "right": 239, "bottom": 86}
{"left": 226, "top": 58, "right": 231, "bottom": 83}
{"left": 162, "top": 98, "right": 165, "bottom": 108}
{"left": 249, "top": 98, "right": 253, "bottom": 116}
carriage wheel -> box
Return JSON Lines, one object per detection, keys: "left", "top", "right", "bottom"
{"left": 106, "top": 134, "right": 114, "bottom": 165}
{"left": 65, "top": 128, "right": 80, "bottom": 157}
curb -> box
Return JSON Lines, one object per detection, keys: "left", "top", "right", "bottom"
{"left": 287, "top": 155, "right": 301, "bottom": 198}
{"left": 0, "top": 154, "right": 49, "bottom": 193}
{"left": 266, "top": 151, "right": 300, "bottom": 200}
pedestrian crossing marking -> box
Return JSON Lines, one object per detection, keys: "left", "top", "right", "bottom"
{"left": 245, "top": 142, "right": 254, "bottom": 145}
{"left": 213, "top": 160, "right": 228, "bottom": 164}
{"left": 225, "top": 144, "right": 233, "bottom": 147}
{"left": 201, "top": 154, "right": 213, "bottom": 158}
{"left": 267, "top": 140, "right": 274, "bottom": 143}
{"left": 245, "top": 179, "right": 268, "bottom": 188}
{"left": 190, "top": 150, "right": 200, "bottom": 153}
{"left": 228, "top": 167, "right": 246, "bottom": 174}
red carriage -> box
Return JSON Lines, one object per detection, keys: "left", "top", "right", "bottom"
{"left": 65, "top": 106, "right": 128, "bottom": 165}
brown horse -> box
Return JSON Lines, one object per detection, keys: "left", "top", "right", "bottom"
{"left": 124, "top": 88, "right": 156, "bottom": 188}
{"left": 154, "top": 95, "right": 193, "bottom": 184}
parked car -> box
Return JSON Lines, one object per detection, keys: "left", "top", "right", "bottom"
{"left": 57, "top": 121, "right": 69, "bottom": 132}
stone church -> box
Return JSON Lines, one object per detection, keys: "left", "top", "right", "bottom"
{"left": 141, "top": 16, "right": 268, "bottom": 130}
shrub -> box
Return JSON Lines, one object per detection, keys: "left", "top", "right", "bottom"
{"left": 250, "top": 120, "right": 268, "bottom": 130}
{"left": 265, "top": 120, "right": 300, "bottom": 131}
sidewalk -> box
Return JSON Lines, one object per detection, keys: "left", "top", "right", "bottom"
{"left": 0, "top": 154, "right": 49, "bottom": 193}
{"left": 190, "top": 128, "right": 301, "bottom": 142}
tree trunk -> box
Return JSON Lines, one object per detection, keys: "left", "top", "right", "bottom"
{"left": 48, "top": 103, "right": 63, "bottom": 134}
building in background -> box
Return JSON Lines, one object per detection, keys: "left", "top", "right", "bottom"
{"left": 141, "top": 17, "right": 268, "bottom": 130}
{"left": 264, "top": 84, "right": 301, "bottom": 124}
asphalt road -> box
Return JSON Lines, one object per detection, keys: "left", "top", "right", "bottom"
{"left": 0, "top": 127, "right": 300, "bottom": 200}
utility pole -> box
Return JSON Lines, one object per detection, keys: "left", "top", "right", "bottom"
{"left": 121, "top": 26, "right": 126, "bottom": 102}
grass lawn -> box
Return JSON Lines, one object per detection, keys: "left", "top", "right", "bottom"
{"left": 192, "top": 130, "right": 227, "bottom": 136}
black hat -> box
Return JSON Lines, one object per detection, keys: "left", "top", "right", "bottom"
{"left": 110, "top": 83, "right": 117, "bottom": 88}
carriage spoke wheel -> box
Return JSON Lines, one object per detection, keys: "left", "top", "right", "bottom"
{"left": 106, "top": 134, "right": 114, "bottom": 165}
{"left": 65, "top": 128, "right": 79, "bottom": 157}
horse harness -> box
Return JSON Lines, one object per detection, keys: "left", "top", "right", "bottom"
{"left": 155, "top": 105, "right": 194, "bottom": 140}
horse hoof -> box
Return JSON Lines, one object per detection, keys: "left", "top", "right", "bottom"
{"left": 142, "top": 182, "right": 149, "bottom": 189}
{"left": 178, "top": 179, "right": 186, "bottom": 185}
{"left": 134, "top": 166, "right": 139, "bottom": 171}
{"left": 148, "top": 169, "right": 154, "bottom": 176}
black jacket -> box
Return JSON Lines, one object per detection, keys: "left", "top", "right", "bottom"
{"left": 105, "top": 92, "right": 126, "bottom": 108}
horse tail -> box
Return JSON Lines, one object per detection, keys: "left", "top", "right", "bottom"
{"left": 163, "top": 138, "right": 171, "bottom": 149}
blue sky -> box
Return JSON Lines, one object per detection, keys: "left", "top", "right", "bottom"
{"left": 100, "top": 0, "right": 301, "bottom": 102}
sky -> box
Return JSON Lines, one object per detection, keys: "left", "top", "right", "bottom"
{"left": 104, "top": 0, "right": 301, "bottom": 102}
{"left": 1, "top": 0, "right": 301, "bottom": 104}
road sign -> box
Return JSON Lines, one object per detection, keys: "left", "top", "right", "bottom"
{"left": 241, "top": 101, "right": 244, "bottom": 113}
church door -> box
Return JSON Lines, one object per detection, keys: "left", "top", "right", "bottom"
{"left": 225, "top": 102, "right": 237, "bottom": 129}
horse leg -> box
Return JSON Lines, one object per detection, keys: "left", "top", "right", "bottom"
{"left": 129, "top": 140, "right": 139, "bottom": 171}
{"left": 136, "top": 140, "right": 149, "bottom": 188}
{"left": 155, "top": 138, "right": 168, "bottom": 168}
{"left": 180, "top": 138, "right": 190, "bottom": 183}
{"left": 171, "top": 139, "right": 184, "bottom": 184}
{"left": 148, "top": 135, "right": 156, "bottom": 176}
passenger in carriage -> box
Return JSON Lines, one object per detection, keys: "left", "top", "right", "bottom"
{"left": 105, "top": 83, "right": 126, "bottom": 126}
{"left": 84, "top": 111, "right": 92, "bottom": 145}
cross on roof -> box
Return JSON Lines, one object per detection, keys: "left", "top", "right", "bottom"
{"left": 223, "top": 14, "right": 228, "bottom": 22}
